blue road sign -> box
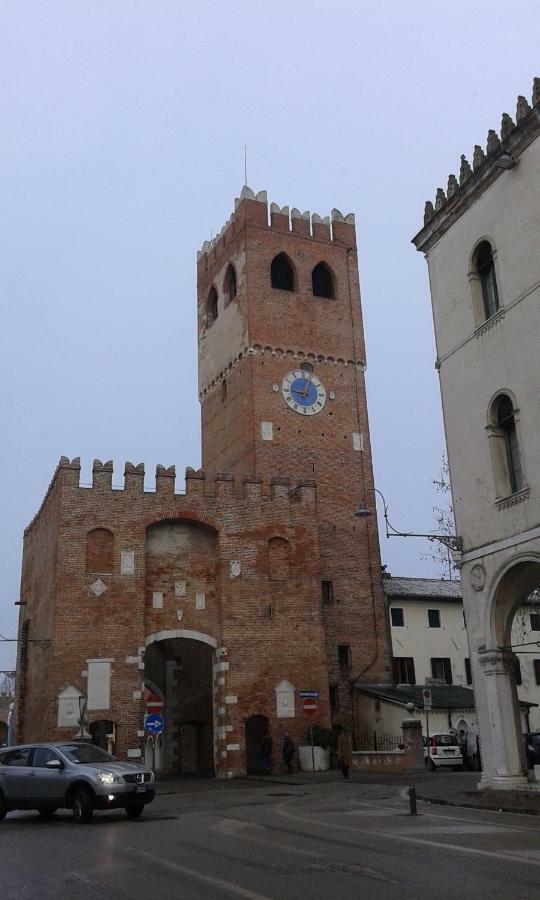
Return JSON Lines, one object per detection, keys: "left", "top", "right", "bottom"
{"left": 299, "top": 690, "right": 320, "bottom": 698}
{"left": 145, "top": 713, "right": 164, "bottom": 735}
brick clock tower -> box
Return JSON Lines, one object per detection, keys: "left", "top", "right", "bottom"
{"left": 197, "top": 186, "right": 391, "bottom": 725}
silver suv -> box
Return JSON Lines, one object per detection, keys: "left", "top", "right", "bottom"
{"left": 0, "top": 742, "right": 156, "bottom": 823}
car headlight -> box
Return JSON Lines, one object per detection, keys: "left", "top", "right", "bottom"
{"left": 97, "top": 770, "right": 124, "bottom": 785}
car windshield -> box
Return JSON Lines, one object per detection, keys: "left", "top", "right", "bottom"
{"left": 434, "top": 734, "right": 458, "bottom": 746}
{"left": 58, "top": 744, "right": 117, "bottom": 764}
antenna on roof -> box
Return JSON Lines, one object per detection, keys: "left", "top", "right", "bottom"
{"left": 244, "top": 145, "right": 247, "bottom": 187}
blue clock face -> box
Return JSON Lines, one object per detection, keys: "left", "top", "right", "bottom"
{"left": 281, "top": 370, "right": 327, "bottom": 415}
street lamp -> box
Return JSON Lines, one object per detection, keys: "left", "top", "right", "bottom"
{"left": 354, "top": 487, "right": 463, "bottom": 553}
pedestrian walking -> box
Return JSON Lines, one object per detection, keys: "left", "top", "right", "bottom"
{"left": 458, "top": 729, "right": 468, "bottom": 769}
{"left": 282, "top": 732, "right": 295, "bottom": 774}
{"left": 258, "top": 732, "right": 272, "bottom": 773}
{"left": 337, "top": 728, "right": 353, "bottom": 780}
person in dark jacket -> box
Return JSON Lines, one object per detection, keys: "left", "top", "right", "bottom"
{"left": 259, "top": 732, "right": 272, "bottom": 773}
{"left": 337, "top": 728, "right": 353, "bottom": 779}
{"left": 282, "top": 732, "right": 295, "bottom": 774}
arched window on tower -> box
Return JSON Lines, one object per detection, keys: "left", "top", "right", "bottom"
{"left": 86, "top": 528, "right": 114, "bottom": 574}
{"left": 472, "top": 241, "right": 499, "bottom": 321}
{"left": 488, "top": 393, "right": 524, "bottom": 498}
{"left": 224, "top": 264, "right": 237, "bottom": 305}
{"left": 312, "top": 262, "right": 335, "bottom": 299}
{"left": 270, "top": 253, "right": 295, "bottom": 292}
{"left": 207, "top": 287, "right": 218, "bottom": 325}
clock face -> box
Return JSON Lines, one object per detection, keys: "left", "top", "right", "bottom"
{"left": 281, "top": 370, "right": 327, "bottom": 415}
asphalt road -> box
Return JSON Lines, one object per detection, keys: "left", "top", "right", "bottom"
{"left": 1, "top": 779, "right": 540, "bottom": 899}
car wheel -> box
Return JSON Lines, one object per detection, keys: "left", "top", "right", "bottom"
{"left": 71, "top": 788, "right": 94, "bottom": 824}
{"left": 38, "top": 808, "right": 58, "bottom": 819}
{"left": 0, "top": 793, "right": 6, "bottom": 822}
{"left": 428, "top": 758, "right": 437, "bottom": 772}
{"left": 125, "top": 803, "right": 145, "bottom": 819}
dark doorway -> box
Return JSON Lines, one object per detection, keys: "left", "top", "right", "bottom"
{"left": 0, "top": 721, "right": 7, "bottom": 746}
{"left": 245, "top": 714, "right": 269, "bottom": 774}
{"left": 90, "top": 720, "right": 115, "bottom": 753}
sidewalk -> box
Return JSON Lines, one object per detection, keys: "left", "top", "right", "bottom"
{"left": 414, "top": 771, "right": 540, "bottom": 816}
{"left": 156, "top": 769, "right": 540, "bottom": 815}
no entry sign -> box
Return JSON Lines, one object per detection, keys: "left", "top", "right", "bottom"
{"left": 303, "top": 698, "right": 317, "bottom": 716}
{"left": 146, "top": 693, "right": 164, "bottom": 715}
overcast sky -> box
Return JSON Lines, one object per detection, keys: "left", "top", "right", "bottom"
{"left": 1, "top": 1, "right": 538, "bottom": 669}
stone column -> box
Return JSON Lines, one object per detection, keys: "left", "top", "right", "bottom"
{"left": 478, "top": 648, "right": 527, "bottom": 789}
{"left": 402, "top": 717, "right": 425, "bottom": 774}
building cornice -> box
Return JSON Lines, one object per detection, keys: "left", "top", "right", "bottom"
{"left": 412, "top": 79, "right": 540, "bottom": 254}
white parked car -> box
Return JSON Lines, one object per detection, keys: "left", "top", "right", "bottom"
{"left": 424, "top": 732, "right": 463, "bottom": 770}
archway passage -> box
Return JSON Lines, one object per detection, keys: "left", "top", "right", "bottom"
{"left": 480, "top": 559, "right": 540, "bottom": 784}
{"left": 245, "top": 714, "right": 269, "bottom": 774}
{"left": 145, "top": 637, "right": 214, "bottom": 776}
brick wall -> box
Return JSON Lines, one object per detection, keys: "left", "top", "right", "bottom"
{"left": 18, "top": 460, "right": 330, "bottom": 775}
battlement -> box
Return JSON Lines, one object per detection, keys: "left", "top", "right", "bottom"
{"left": 24, "top": 459, "right": 317, "bottom": 534}
{"left": 197, "top": 185, "right": 356, "bottom": 265}
{"left": 414, "top": 77, "right": 540, "bottom": 251}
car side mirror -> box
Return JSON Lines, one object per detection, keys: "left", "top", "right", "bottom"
{"left": 46, "top": 759, "right": 63, "bottom": 769}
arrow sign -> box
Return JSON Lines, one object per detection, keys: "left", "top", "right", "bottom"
{"left": 303, "top": 698, "right": 317, "bottom": 717}
{"left": 145, "top": 713, "right": 164, "bottom": 735}
{"left": 299, "top": 690, "right": 320, "bottom": 698}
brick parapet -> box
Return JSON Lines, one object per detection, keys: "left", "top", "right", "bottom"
{"left": 197, "top": 186, "right": 356, "bottom": 273}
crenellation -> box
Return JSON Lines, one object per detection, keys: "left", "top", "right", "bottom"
{"left": 198, "top": 186, "right": 357, "bottom": 262}
{"left": 215, "top": 472, "right": 234, "bottom": 498}
{"left": 447, "top": 174, "right": 459, "bottom": 198}
{"left": 416, "top": 77, "right": 540, "bottom": 241}
{"left": 124, "top": 461, "right": 145, "bottom": 493}
{"left": 486, "top": 129, "right": 501, "bottom": 155}
{"left": 435, "top": 188, "right": 446, "bottom": 211}
{"left": 311, "top": 213, "right": 331, "bottom": 241}
{"left": 242, "top": 473, "right": 263, "bottom": 501}
{"left": 473, "top": 145, "right": 486, "bottom": 170}
{"left": 92, "top": 459, "right": 113, "bottom": 490}
{"left": 500, "top": 111, "right": 515, "bottom": 141}
{"left": 459, "top": 154, "right": 472, "bottom": 185}
{"left": 185, "top": 466, "right": 206, "bottom": 495}
{"left": 155, "top": 464, "right": 176, "bottom": 496}
{"left": 516, "top": 94, "right": 531, "bottom": 123}
{"left": 270, "top": 475, "right": 290, "bottom": 501}
{"left": 291, "top": 208, "right": 310, "bottom": 237}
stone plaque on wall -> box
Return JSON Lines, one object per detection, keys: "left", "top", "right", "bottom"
{"left": 195, "top": 592, "right": 206, "bottom": 610}
{"left": 57, "top": 685, "right": 83, "bottom": 727}
{"left": 152, "top": 591, "right": 164, "bottom": 609}
{"left": 120, "top": 550, "right": 135, "bottom": 575}
{"left": 275, "top": 679, "right": 295, "bottom": 719}
{"left": 174, "top": 581, "right": 186, "bottom": 597}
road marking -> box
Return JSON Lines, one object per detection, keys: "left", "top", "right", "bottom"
{"left": 275, "top": 806, "right": 540, "bottom": 868}
{"left": 125, "top": 847, "right": 273, "bottom": 900}
{"left": 207, "top": 817, "right": 399, "bottom": 885}
{"left": 211, "top": 818, "right": 254, "bottom": 835}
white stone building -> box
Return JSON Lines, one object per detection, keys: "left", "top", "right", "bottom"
{"left": 355, "top": 576, "right": 535, "bottom": 752}
{"left": 413, "top": 77, "right": 540, "bottom": 789}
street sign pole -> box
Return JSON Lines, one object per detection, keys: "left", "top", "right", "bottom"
{"left": 310, "top": 724, "right": 315, "bottom": 774}
{"left": 423, "top": 687, "right": 432, "bottom": 759}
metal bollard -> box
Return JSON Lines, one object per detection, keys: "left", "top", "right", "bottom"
{"left": 408, "top": 786, "right": 417, "bottom": 815}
